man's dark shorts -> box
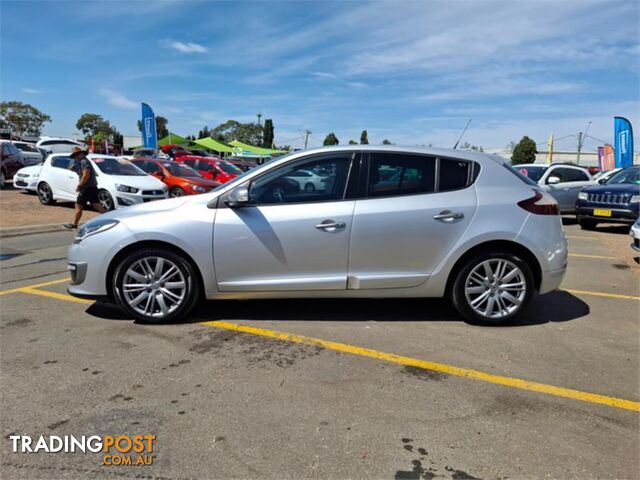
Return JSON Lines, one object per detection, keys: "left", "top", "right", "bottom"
{"left": 76, "top": 186, "right": 100, "bottom": 206}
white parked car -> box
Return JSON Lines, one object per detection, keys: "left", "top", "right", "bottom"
{"left": 285, "top": 168, "right": 328, "bottom": 192}
{"left": 14, "top": 164, "right": 42, "bottom": 192}
{"left": 37, "top": 154, "right": 168, "bottom": 210}
{"left": 36, "top": 137, "right": 84, "bottom": 155}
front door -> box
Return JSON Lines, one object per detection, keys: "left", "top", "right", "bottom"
{"left": 348, "top": 153, "right": 477, "bottom": 289}
{"left": 544, "top": 167, "right": 592, "bottom": 212}
{"left": 213, "top": 153, "right": 356, "bottom": 291}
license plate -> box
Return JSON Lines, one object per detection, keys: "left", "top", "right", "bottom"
{"left": 593, "top": 208, "right": 612, "bottom": 217}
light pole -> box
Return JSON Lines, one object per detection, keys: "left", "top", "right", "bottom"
{"left": 256, "top": 113, "right": 262, "bottom": 126}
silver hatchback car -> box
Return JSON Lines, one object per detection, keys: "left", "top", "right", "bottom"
{"left": 68, "top": 146, "right": 567, "bottom": 324}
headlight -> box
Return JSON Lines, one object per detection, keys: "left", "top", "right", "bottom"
{"left": 630, "top": 195, "right": 640, "bottom": 203}
{"left": 116, "top": 184, "right": 139, "bottom": 193}
{"left": 75, "top": 219, "right": 119, "bottom": 243}
{"left": 578, "top": 192, "right": 588, "bottom": 201}
{"left": 191, "top": 185, "right": 206, "bottom": 193}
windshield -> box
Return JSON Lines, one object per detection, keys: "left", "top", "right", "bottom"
{"left": 515, "top": 166, "right": 547, "bottom": 182}
{"left": 606, "top": 167, "right": 640, "bottom": 185}
{"left": 93, "top": 158, "right": 146, "bottom": 176}
{"left": 164, "top": 163, "right": 202, "bottom": 178}
{"left": 218, "top": 161, "right": 243, "bottom": 174}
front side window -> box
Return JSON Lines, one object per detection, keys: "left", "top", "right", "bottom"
{"left": 548, "top": 167, "right": 575, "bottom": 183}
{"left": 250, "top": 155, "right": 352, "bottom": 205}
{"left": 51, "top": 156, "right": 72, "bottom": 169}
{"left": 368, "top": 153, "right": 435, "bottom": 197}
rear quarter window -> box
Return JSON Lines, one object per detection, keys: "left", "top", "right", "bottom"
{"left": 438, "top": 158, "right": 479, "bottom": 191}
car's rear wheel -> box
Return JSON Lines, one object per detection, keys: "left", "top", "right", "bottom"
{"left": 112, "top": 248, "right": 201, "bottom": 323}
{"left": 578, "top": 218, "right": 598, "bottom": 230}
{"left": 169, "top": 187, "right": 185, "bottom": 197}
{"left": 37, "top": 182, "right": 55, "bottom": 205}
{"left": 0, "top": 170, "right": 5, "bottom": 189}
{"left": 450, "top": 252, "right": 534, "bottom": 325}
{"left": 98, "top": 189, "right": 114, "bottom": 211}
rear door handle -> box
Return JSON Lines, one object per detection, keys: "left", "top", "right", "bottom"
{"left": 315, "top": 220, "right": 346, "bottom": 231}
{"left": 433, "top": 210, "right": 464, "bottom": 222}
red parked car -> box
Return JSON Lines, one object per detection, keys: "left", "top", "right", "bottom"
{"left": 176, "top": 156, "right": 244, "bottom": 184}
{"left": 130, "top": 158, "right": 221, "bottom": 197}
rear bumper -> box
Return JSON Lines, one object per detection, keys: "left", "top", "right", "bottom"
{"left": 539, "top": 266, "right": 566, "bottom": 294}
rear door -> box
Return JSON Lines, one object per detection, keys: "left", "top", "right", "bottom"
{"left": 348, "top": 153, "right": 477, "bottom": 289}
{"left": 49, "top": 156, "right": 77, "bottom": 199}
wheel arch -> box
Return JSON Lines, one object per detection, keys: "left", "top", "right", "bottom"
{"left": 106, "top": 240, "right": 206, "bottom": 301}
{"left": 445, "top": 240, "right": 542, "bottom": 296}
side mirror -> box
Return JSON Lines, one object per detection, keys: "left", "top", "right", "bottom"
{"left": 547, "top": 176, "right": 561, "bottom": 185}
{"left": 597, "top": 177, "right": 607, "bottom": 184}
{"left": 225, "top": 186, "right": 252, "bottom": 208}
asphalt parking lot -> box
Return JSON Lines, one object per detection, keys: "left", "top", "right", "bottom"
{"left": 0, "top": 222, "right": 638, "bottom": 479}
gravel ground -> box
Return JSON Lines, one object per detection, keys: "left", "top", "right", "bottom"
{"left": 0, "top": 182, "right": 99, "bottom": 228}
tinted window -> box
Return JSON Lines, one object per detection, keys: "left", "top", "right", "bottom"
{"left": 15, "top": 143, "right": 39, "bottom": 153}
{"left": 164, "top": 163, "right": 202, "bottom": 177}
{"left": 182, "top": 159, "right": 198, "bottom": 168}
{"left": 439, "top": 158, "right": 471, "bottom": 191}
{"left": 250, "top": 155, "right": 352, "bottom": 205}
{"left": 517, "top": 166, "right": 547, "bottom": 182}
{"left": 562, "top": 168, "right": 589, "bottom": 182}
{"left": 218, "top": 161, "right": 243, "bottom": 174}
{"left": 368, "top": 153, "right": 435, "bottom": 197}
{"left": 548, "top": 167, "right": 581, "bottom": 183}
{"left": 51, "top": 156, "right": 72, "bottom": 169}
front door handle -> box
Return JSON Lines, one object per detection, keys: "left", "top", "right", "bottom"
{"left": 433, "top": 210, "right": 464, "bottom": 222}
{"left": 315, "top": 220, "right": 346, "bottom": 231}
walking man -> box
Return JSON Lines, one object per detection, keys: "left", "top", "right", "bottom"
{"left": 63, "top": 147, "right": 106, "bottom": 230}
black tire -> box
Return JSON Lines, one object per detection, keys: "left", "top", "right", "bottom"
{"left": 169, "top": 187, "right": 185, "bottom": 198}
{"left": 450, "top": 251, "right": 535, "bottom": 325}
{"left": 37, "top": 182, "right": 56, "bottom": 205}
{"left": 304, "top": 182, "right": 315, "bottom": 193}
{"left": 98, "top": 189, "right": 115, "bottom": 211}
{"left": 578, "top": 218, "right": 598, "bottom": 230}
{"left": 112, "top": 248, "right": 201, "bottom": 324}
{"left": 0, "top": 170, "right": 5, "bottom": 189}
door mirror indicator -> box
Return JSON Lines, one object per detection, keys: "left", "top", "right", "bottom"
{"left": 225, "top": 186, "right": 253, "bottom": 208}
{"left": 547, "top": 176, "right": 561, "bottom": 185}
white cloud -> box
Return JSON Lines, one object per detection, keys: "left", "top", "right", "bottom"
{"left": 163, "top": 40, "right": 208, "bottom": 54}
{"left": 100, "top": 88, "right": 137, "bottom": 109}
{"left": 22, "top": 88, "right": 42, "bottom": 94}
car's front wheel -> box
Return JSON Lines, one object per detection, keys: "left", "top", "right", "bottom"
{"left": 37, "top": 182, "right": 55, "bottom": 205}
{"left": 112, "top": 248, "right": 201, "bottom": 323}
{"left": 169, "top": 187, "right": 185, "bottom": 197}
{"left": 98, "top": 189, "right": 115, "bottom": 211}
{"left": 450, "top": 252, "right": 534, "bottom": 325}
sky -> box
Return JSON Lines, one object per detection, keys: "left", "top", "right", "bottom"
{"left": 1, "top": 0, "right": 639, "bottom": 151}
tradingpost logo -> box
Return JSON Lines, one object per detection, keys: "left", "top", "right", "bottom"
{"left": 9, "top": 434, "right": 157, "bottom": 466}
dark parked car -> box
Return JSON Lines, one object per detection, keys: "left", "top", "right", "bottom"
{"left": 0, "top": 141, "right": 24, "bottom": 188}
{"left": 576, "top": 166, "right": 640, "bottom": 229}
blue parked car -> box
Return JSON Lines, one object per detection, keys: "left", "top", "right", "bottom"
{"left": 576, "top": 166, "right": 640, "bottom": 230}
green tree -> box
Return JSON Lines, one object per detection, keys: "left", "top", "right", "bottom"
{"left": 137, "top": 116, "right": 169, "bottom": 139}
{"left": 511, "top": 136, "right": 537, "bottom": 165}
{"left": 198, "top": 126, "right": 210, "bottom": 139}
{"left": 76, "top": 113, "right": 117, "bottom": 138}
{"left": 211, "top": 119, "right": 263, "bottom": 145}
{"left": 0, "top": 101, "right": 51, "bottom": 136}
{"left": 323, "top": 133, "right": 339, "bottom": 145}
{"left": 360, "top": 130, "right": 369, "bottom": 145}
{"left": 348, "top": 140, "right": 357, "bottom": 145}
{"left": 262, "top": 119, "right": 274, "bottom": 148}
{"left": 382, "top": 139, "right": 392, "bottom": 145}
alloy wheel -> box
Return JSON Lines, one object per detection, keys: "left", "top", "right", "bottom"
{"left": 98, "top": 190, "right": 113, "bottom": 210}
{"left": 464, "top": 259, "right": 527, "bottom": 320}
{"left": 122, "top": 256, "right": 186, "bottom": 319}
{"left": 38, "top": 183, "right": 51, "bottom": 203}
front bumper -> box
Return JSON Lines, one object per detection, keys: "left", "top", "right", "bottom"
{"left": 116, "top": 190, "right": 167, "bottom": 207}
{"left": 576, "top": 206, "right": 638, "bottom": 224}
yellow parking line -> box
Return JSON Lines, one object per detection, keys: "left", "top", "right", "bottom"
{"left": 20, "top": 288, "right": 92, "bottom": 305}
{"left": 566, "top": 235, "right": 598, "bottom": 240}
{"left": 568, "top": 253, "right": 617, "bottom": 260}
{"left": 200, "top": 320, "right": 639, "bottom": 412}
{"left": 0, "top": 277, "right": 69, "bottom": 296}
{"left": 565, "top": 289, "right": 640, "bottom": 301}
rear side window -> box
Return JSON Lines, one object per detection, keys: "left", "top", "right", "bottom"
{"left": 368, "top": 153, "right": 435, "bottom": 197}
{"left": 51, "top": 156, "right": 72, "bottom": 169}
{"left": 439, "top": 158, "right": 475, "bottom": 191}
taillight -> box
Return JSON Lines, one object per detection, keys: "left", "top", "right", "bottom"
{"left": 517, "top": 189, "right": 559, "bottom": 215}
